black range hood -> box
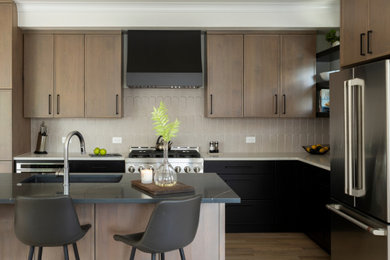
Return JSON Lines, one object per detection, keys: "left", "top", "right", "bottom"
{"left": 126, "top": 30, "right": 203, "bottom": 88}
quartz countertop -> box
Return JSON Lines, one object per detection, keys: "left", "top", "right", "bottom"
{"left": 0, "top": 173, "right": 240, "bottom": 204}
{"left": 203, "top": 152, "right": 330, "bottom": 171}
{"left": 14, "top": 152, "right": 126, "bottom": 161}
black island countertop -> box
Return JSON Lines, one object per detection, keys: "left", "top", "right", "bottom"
{"left": 0, "top": 172, "right": 240, "bottom": 204}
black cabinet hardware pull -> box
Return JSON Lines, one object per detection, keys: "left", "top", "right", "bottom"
{"left": 57, "top": 95, "right": 60, "bottom": 115}
{"left": 115, "top": 94, "right": 119, "bottom": 115}
{"left": 210, "top": 94, "right": 213, "bottom": 115}
{"left": 360, "top": 33, "right": 366, "bottom": 56}
{"left": 274, "top": 94, "right": 278, "bottom": 114}
{"left": 283, "top": 94, "right": 286, "bottom": 114}
{"left": 48, "top": 95, "right": 52, "bottom": 115}
{"left": 367, "top": 30, "right": 373, "bottom": 54}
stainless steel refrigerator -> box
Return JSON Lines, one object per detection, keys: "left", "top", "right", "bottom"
{"left": 328, "top": 59, "right": 390, "bottom": 260}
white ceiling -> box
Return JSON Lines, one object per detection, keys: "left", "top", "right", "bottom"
{"left": 14, "top": 0, "right": 340, "bottom": 29}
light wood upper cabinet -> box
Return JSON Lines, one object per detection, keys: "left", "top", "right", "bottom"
{"left": 85, "top": 35, "right": 122, "bottom": 118}
{"left": 54, "top": 35, "right": 85, "bottom": 118}
{"left": 206, "top": 34, "right": 243, "bottom": 117}
{"left": 206, "top": 32, "right": 315, "bottom": 118}
{"left": 368, "top": 0, "right": 390, "bottom": 59}
{"left": 244, "top": 35, "right": 280, "bottom": 117}
{"left": 0, "top": 90, "right": 12, "bottom": 160}
{"left": 24, "top": 31, "right": 122, "bottom": 118}
{"left": 341, "top": 0, "right": 390, "bottom": 67}
{"left": 0, "top": 4, "right": 12, "bottom": 89}
{"left": 24, "top": 34, "right": 54, "bottom": 118}
{"left": 340, "top": 0, "right": 368, "bottom": 67}
{"left": 281, "top": 35, "right": 316, "bottom": 118}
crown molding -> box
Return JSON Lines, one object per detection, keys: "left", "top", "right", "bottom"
{"left": 14, "top": 1, "right": 340, "bottom": 29}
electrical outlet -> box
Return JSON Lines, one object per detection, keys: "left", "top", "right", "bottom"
{"left": 112, "top": 137, "right": 122, "bottom": 144}
{"left": 62, "top": 137, "right": 72, "bottom": 143}
{"left": 246, "top": 136, "right": 256, "bottom": 144}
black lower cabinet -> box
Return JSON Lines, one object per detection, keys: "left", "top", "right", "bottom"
{"left": 204, "top": 160, "right": 330, "bottom": 253}
{"left": 300, "top": 164, "right": 331, "bottom": 253}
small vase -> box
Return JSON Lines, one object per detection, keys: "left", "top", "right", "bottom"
{"left": 154, "top": 141, "right": 177, "bottom": 187}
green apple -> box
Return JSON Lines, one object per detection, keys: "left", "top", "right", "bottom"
{"left": 93, "top": 147, "right": 100, "bottom": 155}
{"left": 100, "top": 148, "right": 107, "bottom": 156}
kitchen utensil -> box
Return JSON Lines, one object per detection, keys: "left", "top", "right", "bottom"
{"left": 34, "top": 121, "right": 48, "bottom": 154}
{"left": 155, "top": 135, "right": 172, "bottom": 151}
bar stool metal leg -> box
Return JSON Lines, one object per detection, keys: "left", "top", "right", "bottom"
{"left": 161, "top": 252, "right": 165, "bottom": 260}
{"left": 151, "top": 253, "right": 156, "bottom": 260}
{"left": 63, "top": 245, "right": 69, "bottom": 260}
{"left": 73, "top": 243, "right": 80, "bottom": 260}
{"left": 38, "top": 246, "right": 43, "bottom": 260}
{"left": 28, "top": 246, "right": 34, "bottom": 260}
{"left": 179, "top": 248, "right": 186, "bottom": 260}
{"left": 130, "top": 247, "right": 136, "bottom": 260}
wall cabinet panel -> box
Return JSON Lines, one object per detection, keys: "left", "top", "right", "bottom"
{"left": 54, "top": 35, "right": 85, "bottom": 117}
{"left": 206, "top": 34, "right": 244, "bottom": 117}
{"left": 280, "top": 35, "right": 316, "bottom": 118}
{"left": 85, "top": 34, "right": 122, "bottom": 118}
{"left": 0, "top": 4, "right": 12, "bottom": 89}
{"left": 24, "top": 34, "right": 54, "bottom": 118}
{"left": 244, "top": 35, "right": 280, "bottom": 117}
{"left": 0, "top": 90, "right": 12, "bottom": 160}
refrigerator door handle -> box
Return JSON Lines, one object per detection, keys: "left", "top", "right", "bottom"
{"left": 327, "top": 204, "right": 387, "bottom": 236}
{"left": 344, "top": 78, "right": 366, "bottom": 197}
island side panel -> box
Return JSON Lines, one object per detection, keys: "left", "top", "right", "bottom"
{"left": 164, "top": 203, "right": 225, "bottom": 260}
{"left": 30, "top": 204, "right": 95, "bottom": 260}
{"left": 95, "top": 203, "right": 225, "bottom": 260}
{"left": 95, "top": 203, "right": 156, "bottom": 260}
{"left": 0, "top": 205, "right": 31, "bottom": 260}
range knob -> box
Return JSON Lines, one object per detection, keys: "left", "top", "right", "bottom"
{"left": 148, "top": 166, "right": 154, "bottom": 172}
{"left": 193, "top": 167, "right": 201, "bottom": 173}
{"left": 128, "top": 166, "right": 135, "bottom": 173}
{"left": 174, "top": 166, "right": 182, "bottom": 173}
{"left": 184, "top": 166, "right": 191, "bottom": 173}
{"left": 138, "top": 166, "right": 145, "bottom": 172}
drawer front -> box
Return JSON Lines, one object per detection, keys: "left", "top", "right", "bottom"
{"left": 204, "top": 160, "right": 274, "bottom": 175}
{"left": 222, "top": 174, "right": 274, "bottom": 200}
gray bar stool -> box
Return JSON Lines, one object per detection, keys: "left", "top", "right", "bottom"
{"left": 113, "top": 195, "right": 201, "bottom": 260}
{"left": 14, "top": 196, "right": 91, "bottom": 260}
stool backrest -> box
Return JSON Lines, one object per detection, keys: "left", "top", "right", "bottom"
{"left": 140, "top": 195, "right": 202, "bottom": 252}
{"left": 14, "top": 196, "right": 83, "bottom": 247}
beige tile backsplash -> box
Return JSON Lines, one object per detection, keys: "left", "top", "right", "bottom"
{"left": 31, "top": 88, "right": 329, "bottom": 154}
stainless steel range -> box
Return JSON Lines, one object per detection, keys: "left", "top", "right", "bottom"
{"left": 125, "top": 147, "right": 203, "bottom": 174}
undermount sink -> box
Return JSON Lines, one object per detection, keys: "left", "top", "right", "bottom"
{"left": 21, "top": 174, "right": 123, "bottom": 184}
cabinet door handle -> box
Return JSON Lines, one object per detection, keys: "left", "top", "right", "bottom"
{"left": 115, "top": 94, "right": 119, "bottom": 115}
{"left": 57, "top": 95, "right": 60, "bottom": 115}
{"left": 274, "top": 94, "right": 278, "bottom": 114}
{"left": 360, "top": 33, "right": 366, "bottom": 56}
{"left": 210, "top": 94, "right": 213, "bottom": 115}
{"left": 367, "top": 30, "right": 373, "bottom": 54}
{"left": 48, "top": 95, "right": 52, "bottom": 115}
{"left": 283, "top": 94, "right": 286, "bottom": 114}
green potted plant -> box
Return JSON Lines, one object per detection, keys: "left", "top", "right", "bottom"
{"left": 326, "top": 29, "right": 340, "bottom": 47}
{"left": 151, "top": 101, "right": 180, "bottom": 187}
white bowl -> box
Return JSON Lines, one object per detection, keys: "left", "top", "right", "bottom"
{"left": 320, "top": 70, "right": 339, "bottom": 81}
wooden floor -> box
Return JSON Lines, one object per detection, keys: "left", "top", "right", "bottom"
{"left": 226, "top": 233, "right": 330, "bottom": 260}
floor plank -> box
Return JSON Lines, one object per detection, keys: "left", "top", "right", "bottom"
{"left": 226, "top": 233, "right": 330, "bottom": 260}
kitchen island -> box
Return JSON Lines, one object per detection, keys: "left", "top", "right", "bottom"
{"left": 0, "top": 173, "right": 240, "bottom": 260}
